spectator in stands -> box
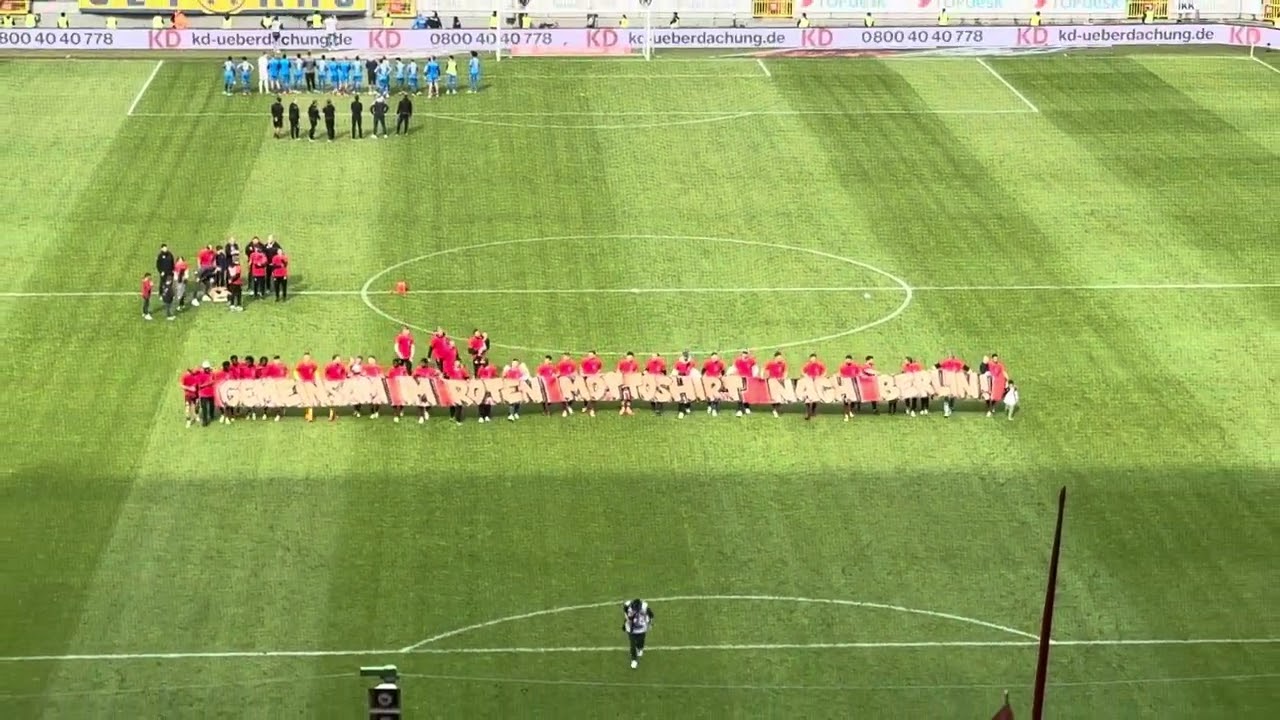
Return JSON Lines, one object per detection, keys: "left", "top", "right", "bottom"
{"left": 412, "top": 13, "right": 427, "bottom": 29}
{"left": 452, "top": 16, "right": 462, "bottom": 29}
{"left": 173, "top": 11, "right": 189, "bottom": 29}
{"left": 797, "top": 13, "right": 810, "bottom": 28}
{"left": 57, "top": 12, "right": 68, "bottom": 29}
{"left": 24, "top": 10, "right": 37, "bottom": 28}
{"left": 428, "top": 11, "right": 443, "bottom": 28}
{"left": 669, "top": 13, "right": 679, "bottom": 29}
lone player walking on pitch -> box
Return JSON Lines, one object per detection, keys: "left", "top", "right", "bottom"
{"left": 623, "top": 598, "right": 654, "bottom": 669}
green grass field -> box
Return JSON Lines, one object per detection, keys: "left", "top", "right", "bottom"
{"left": 1, "top": 49, "right": 1278, "bottom": 719}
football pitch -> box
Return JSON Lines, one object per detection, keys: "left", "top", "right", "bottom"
{"left": 0, "top": 48, "right": 1278, "bottom": 719}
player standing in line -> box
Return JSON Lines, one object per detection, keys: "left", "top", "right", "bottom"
{"left": 555, "top": 353, "right": 578, "bottom": 417}
{"left": 732, "top": 349, "right": 756, "bottom": 416}
{"left": 376, "top": 58, "right": 391, "bottom": 96}
{"left": 801, "top": 353, "right": 825, "bottom": 421}
{"left": 764, "top": 351, "right": 787, "bottom": 417}
{"left": 405, "top": 57, "right": 419, "bottom": 95}
{"left": 503, "top": 358, "right": 529, "bottom": 421}
{"left": 393, "top": 57, "right": 405, "bottom": 91}
{"left": 535, "top": 355, "right": 556, "bottom": 415}
{"left": 265, "top": 54, "right": 279, "bottom": 94}
{"left": 180, "top": 367, "right": 198, "bottom": 427}
{"left": 363, "top": 356, "right": 383, "bottom": 419}
{"left": 295, "top": 353, "right": 319, "bottom": 422}
{"left": 623, "top": 599, "right": 654, "bottom": 669}
{"left": 322, "top": 355, "right": 347, "bottom": 422}
{"left": 289, "top": 54, "right": 303, "bottom": 93}
{"left": 702, "top": 352, "right": 725, "bottom": 416}
{"left": 339, "top": 57, "right": 353, "bottom": 94}
{"left": 237, "top": 56, "right": 253, "bottom": 95}
{"left": 838, "top": 355, "right": 860, "bottom": 421}
{"left": 351, "top": 55, "right": 364, "bottom": 94}
{"left": 616, "top": 352, "right": 639, "bottom": 416}
{"left": 412, "top": 358, "right": 440, "bottom": 423}
{"left": 644, "top": 352, "right": 666, "bottom": 415}
{"left": 938, "top": 351, "right": 965, "bottom": 418}
{"left": 387, "top": 359, "right": 409, "bottom": 423}
{"left": 316, "top": 55, "right": 329, "bottom": 92}
{"left": 445, "top": 55, "right": 459, "bottom": 95}
{"left": 580, "top": 351, "right": 603, "bottom": 417}
{"left": 328, "top": 57, "right": 342, "bottom": 94}
{"left": 468, "top": 50, "right": 481, "bottom": 93}
{"left": 257, "top": 52, "right": 270, "bottom": 94}
{"left": 223, "top": 56, "right": 236, "bottom": 95}
{"left": 425, "top": 55, "right": 440, "bottom": 98}
{"left": 673, "top": 351, "right": 696, "bottom": 418}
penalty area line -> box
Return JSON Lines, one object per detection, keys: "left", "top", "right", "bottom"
{"left": 1, "top": 282, "right": 1278, "bottom": 300}
{"left": 126, "top": 60, "right": 163, "bottom": 117}
{"left": 976, "top": 57, "right": 1040, "bottom": 113}
{"left": 3, "top": 637, "right": 1279, "bottom": 662}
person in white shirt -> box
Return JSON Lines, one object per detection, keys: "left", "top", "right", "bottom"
{"left": 1003, "top": 381, "right": 1019, "bottom": 420}
{"left": 324, "top": 14, "right": 338, "bottom": 34}
{"left": 256, "top": 53, "right": 270, "bottom": 93}
{"left": 505, "top": 359, "right": 530, "bottom": 421}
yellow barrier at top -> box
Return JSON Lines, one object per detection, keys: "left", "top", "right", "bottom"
{"left": 377, "top": 0, "right": 415, "bottom": 19}
{"left": 78, "top": 0, "right": 369, "bottom": 15}
{"left": 1127, "top": 1, "right": 1169, "bottom": 20}
{"left": 0, "top": 0, "right": 30, "bottom": 14}
{"left": 753, "top": 0, "right": 793, "bottom": 19}
{"left": 1265, "top": 0, "right": 1279, "bottom": 24}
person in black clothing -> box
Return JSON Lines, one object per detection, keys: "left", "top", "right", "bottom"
{"left": 371, "top": 95, "right": 388, "bottom": 137}
{"left": 288, "top": 100, "right": 300, "bottom": 139}
{"left": 365, "top": 57, "right": 378, "bottom": 85}
{"left": 350, "top": 95, "right": 364, "bottom": 139}
{"left": 395, "top": 93, "right": 412, "bottom": 135}
{"left": 303, "top": 52, "right": 316, "bottom": 93}
{"left": 307, "top": 100, "right": 320, "bottom": 141}
{"left": 322, "top": 99, "right": 336, "bottom": 141}
{"left": 427, "top": 11, "right": 442, "bottom": 28}
{"left": 226, "top": 237, "right": 241, "bottom": 267}
{"left": 452, "top": 16, "right": 462, "bottom": 28}
{"left": 263, "top": 235, "right": 282, "bottom": 265}
{"left": 270, "top": 96, "right": 284, "bottom": 138}
{"left": 155, "top": 244, "right": 175, "bottom": 282}
{"left": 214, "top": 244, "right": 229, "bottom": 287}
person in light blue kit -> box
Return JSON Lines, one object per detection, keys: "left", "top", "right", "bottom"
{"left": 291, "top": 54, "right": 304, "bottom": 93}
{"left": 329, "top": 58, "right": 342, "bottom": 94}
{"left": 425, "top": 56, "right": 440, "bottom": 98}
{"left": 267, "top": 55, "right": 281, "bottom": 94}
{"left": 351, "top": 55, "right": 364, "bottom": 94}
{"left": 316, "top": 55, "right": 329, "bottom": 92}
{"left": 238, "top": 56, "right": 253, "bottom": 95}
{"left": 376, "top": 58, "right": 391, "bottom": 95}
{"left": 468, "top": 50, "right": 480, "bottom": 93}
{"left": 341, "top": 57, "right": 354, "bottom": 94}
{"left": 405, "top": 58, "right": 419, "bottom": 94}
{"left": 393, "top": 57, "right": 405, "bottom": 92}
{"left": 223, "top": 56, "right": 236, "bottom": 95}
{"left": 444, "top": 55, "right": 458, "bottom": 95}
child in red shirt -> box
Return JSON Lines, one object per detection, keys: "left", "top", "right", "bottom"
{"left": 801, "top": 354, "right": 826, "bottom": 421}
{"left": 644, "top": 353, "right": 666, "bottom": 415}
{"left": 475, "top": 358, "right": 498, "bottom": 422}
{"left": 617, "top": 352, "right": 639, "bottom": 416}
{"left": 763, "top": 352, "right": 787, "bottom": 417}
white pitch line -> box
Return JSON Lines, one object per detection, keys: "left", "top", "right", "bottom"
{"left": 3, "top": 638, "right": 1278, "bottom": 663}
{"left": 976, "top": 57, "right": 1040, "bottom": 114}
{"left": 756, "top": 58, "right": 772, "bottom": 78}
{"left": 1, "top": 282, "right": 1277, "bottom": 300}
{"left": 1252, "top": 54, "right": 1280, "bottom": 76}
{"left": 126, "top": 60, "right": 163, "bottom": 117}
{"left": 126, "top": 108, "right": 1034, "bottom": 119}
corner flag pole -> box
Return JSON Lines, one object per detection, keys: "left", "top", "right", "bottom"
{"left": 1031, "top": 487, "right": 1067, "bottom": 720}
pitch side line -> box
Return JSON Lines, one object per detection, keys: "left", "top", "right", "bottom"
{"left": 3, "top": 638, "right": 1279, "bottom": 663}
{"left": 127, "top": 108, "right": 1033, "bottom": 118}
{"left": 2, "top": 282, "right": 1277, "bottom": 299}
{"left": 126, "top": 60, "right": 163, "bottom": 117}
{"left": 976, "top": 57, "right": 1040, "bottom": 113}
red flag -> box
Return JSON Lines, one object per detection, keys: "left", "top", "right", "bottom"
{"left": 992, "top": 691, "right": 1014, "bottom": 720}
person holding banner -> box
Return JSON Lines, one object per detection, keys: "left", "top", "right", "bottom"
{"left": 617, "top": 353, "right": 640, "bottom": 416}
{"left": 838, "top": 355, "right": 860, "bottom": 421}
{"left": 504, "top": 358, "right": 530, "bottom": 421}
{"left": 733, "top": 350, "right": 756, "bottom": 417}
{"left": 673, "top": 351, "right": 696, "bottom": 419}
{"left": 764, "top": 352, "right": 787, "bottom": 417}
{"left": 801, "top": 354, "right": 826, "bottom": 421}
{"left": 702, "top": 353, "right": 725, "bottom": 416}
{"left": 581, "top": 351, "right": 604, "bottom": 417}
{"left": 937, "top": 352, "right": 965, "bottom": 418}
{"left": 644, "top": 353, "right": 667, "bottom": 415}
{"left": 412, "top": 359, "right": 439, "bottom": 423}
{"left": 556, "top": 354, "right": 579, "bottom": 416}
{"left": 536, "top": 356, "right": 556, "bottom": 415}
{"left": 476, "top": 359, "right": 499, "bottom": 423}
{"left": 446, "top": 359, "right": 470, "bottom": 424}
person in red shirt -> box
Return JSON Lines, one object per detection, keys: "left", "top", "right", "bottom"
{"left": 262, "top": 355, "right": 287, "bottom": 422}
{"left": 937, "top": 351, "right": 966, "bottom": 418}
{"left": 475, "top": 357, "right": 499, "bottom": 422}
{"left": 194, "top": 360, "right": 216, "bottom": 426}
{"left": 580, "top": 351, "right": 603, "bottom": 417}
{"left": 467, "top": 329, "right": 490, "bottom": 374}
{"left": 323, "top": 354, "right": 348, "bottom": 422}
{"left": 295, "top": 352, "right": 319, "bottom": 422}
{"left": 180, "top": 367, "right": 198, "bottom": 428}
{"left": 394, "top": 326, "right": 415, "bottom": 365}
{"left": 270, "top": 250, "right": 289, "bottom": 301}
{"left": 429, "top": 327, "right": 448, "bottom": 369}
{"left": 901, "top": 356, "right": 926, "bottom": 417}
{"left": 617, "top": 352, "right": 639, "bottom": 416}
{"left": 535, "top": 355, "right": 556, "bottom": 415}
{"left": 502, "top": 358, "right": 529, "bottom": 421}
{"left": 213, "top": 361, "right": 234, "bottom": 424}
{"left": 644, "top": 352, "right": 667, "bottom": 415}
{"left": 438, "top": 338, "right": 459, "bottom": 374}
{"left": 838, "top": 355, "right": 861, "bottom": 421}
{"left": 985, "top": 353, "right": 1006, "bottom": 418}
{"left": 702, "top": 352, "right": 725, "bottom": 416}
{"left": 387, "top": 358, "right": 409, "bottom": 423}
{"left": 445, "top": 359, "right": 470, "bottom": 424}
{"left": 763, "top": 351, "right": 787, "bottom": 417}
{"left": 140, "top": 273, "right": 154, "bottom": 321}
{"left": 673, "top": 351, "right": 696, "bottom": 419}
{"left": 801, "top": 353, "right": 826, "bottom": 421}
{"left": 249, "top": 246, "right": 269, "bottom": 299}
{"left": 732, "top": 350, "right": 757, "bottom": 416}
{"left": 196, "top": 245, "right": 216, "bottom": 302}
{"left": 227, "top": 263, "right": 244, "bottom": 312}
{"left": 172, "top": 256, "right": 189, "bottom": 311}
{"left": 860, "top": 356, "right": 880, "bottom": 414}
{"left": 412, "top": 358, "right": 440, "bottom": 423}
{"left": 362, "top": 356, "right": 384, "bottom": 418}
{"left": 555, "top": 353, "right": 578, "bottom": 417}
